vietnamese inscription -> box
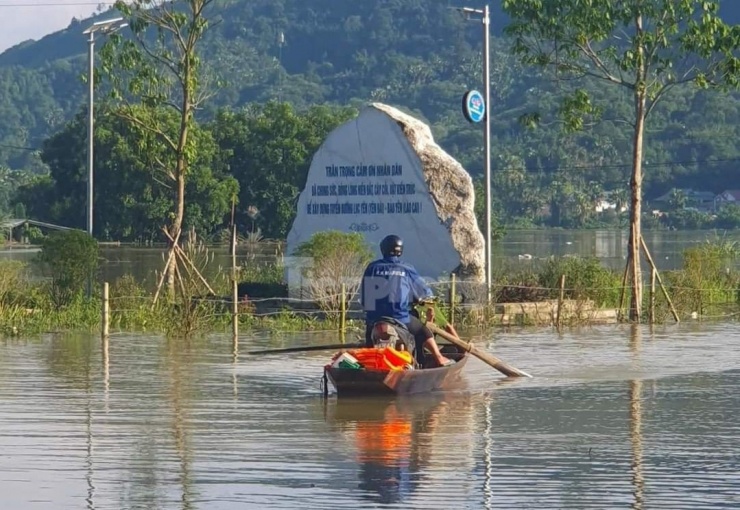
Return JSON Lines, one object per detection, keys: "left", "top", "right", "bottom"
{"left": 306, "top": 163, "right": 423, "bottom": 216}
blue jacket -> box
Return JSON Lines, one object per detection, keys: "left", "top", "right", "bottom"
{"left": 360, "top": 256, "right": 434, "bottom": 325}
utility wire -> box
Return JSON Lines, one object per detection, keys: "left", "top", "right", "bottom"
{"left": 1, "top": 138, "right": 738, "bottom": 177}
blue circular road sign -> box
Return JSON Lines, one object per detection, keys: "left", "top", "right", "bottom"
{"left": 462, "top": 90, "right": 486, "bottom": 123}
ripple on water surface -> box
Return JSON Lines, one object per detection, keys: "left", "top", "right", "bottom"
{"left": 1, "top": 324, "right": 740, "bottom": 509}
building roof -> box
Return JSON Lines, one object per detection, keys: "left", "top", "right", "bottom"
{"left": 718, "top": 190, "right": 740, "bottom": 200}
{"left": 653, "top": 188, "right": 716, "bottom": 202}
{"left": 1, "top": 218, "right": 76, "bottom": 231}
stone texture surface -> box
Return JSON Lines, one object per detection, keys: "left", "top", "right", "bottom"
{"left": 371, "top": 103, "right": 485, "bottom": 281}
{"left": 287, "top": 102, "right": 484, "bottom": 282}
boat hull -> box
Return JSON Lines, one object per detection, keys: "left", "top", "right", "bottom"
{"left": 325, "top": 347, "right": 468, "bottom": 396}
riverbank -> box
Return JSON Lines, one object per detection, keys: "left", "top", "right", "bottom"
{"left": 2, "top": 236, "right": 738, "bottom": 337}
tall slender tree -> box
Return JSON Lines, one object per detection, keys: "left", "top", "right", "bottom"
{"left": 503, "top": 0, "right": 739, "bottom": 320}
{"left": 100, "top": 0, "right": 217, "bottom": 295}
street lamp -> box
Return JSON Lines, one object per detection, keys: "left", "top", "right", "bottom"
{"left": 458, "top": 5, "right": 492, "bottom": 302}
{"left": 82, "top": 17, "right": 127, "bottom": 239}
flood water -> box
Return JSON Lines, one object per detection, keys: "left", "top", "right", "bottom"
{"left": 2, "top": 323, "right": 740, "bottom": 509}
{"left": 3, "top": 229, "right": 740, "bottom": 285}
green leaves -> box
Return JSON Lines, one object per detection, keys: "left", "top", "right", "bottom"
{"left": 37, "top": 230, "right": 99, "bottom": 307}
{"left": 502, "top": 0, "right": 739, "bottom": 97}
{"left": 210, "top": 102, "right": 356, "bottom": 238}
{"left": 559, "top": 89, "right": 602, "bottom": 132}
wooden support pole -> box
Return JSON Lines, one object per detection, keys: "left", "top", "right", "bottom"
{"left": 340, "top": 283, "right": 346, "bottom": 342}
{"left": 618, "top": 260, "right": 629, "bottom": 322}
{"left": 162, "top": 228, "right": 216, "bottom": 296}
{"left": 449, "top": 273, "right": 456, "bottom": 326}
{"left": 152, "top": 228, "right": 182, "bottom": 307}
{"left": 556, "top": 274, "right": 566, "bottom": 329}
{"left": 640, "top": 236, "right": 680, "bottom": 323}
{"left": 102, "top": 281, "right": 110, "bottom": 340}
{"left": 231, "top": 224, "right": 239, "bottom": 341}
{"left": 650, "top": 266, "right": 656, "bottom": 324}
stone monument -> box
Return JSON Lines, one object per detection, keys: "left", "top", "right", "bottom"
{"left": 286, "top": 103, "right": 485, "bottom": 283}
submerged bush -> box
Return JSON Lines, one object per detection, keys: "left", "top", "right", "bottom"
{"left": 537, "top": 256, "right": 622, "bottom": 308}
{"left": 37, "top": 230, "right": 99, "bottom": 307}
{"left": 0, "top": 260, "right": 26, "bottom": 306}
{"left": 293, "top": 231, "right": 373, "bottom": 315}
{"left": 663, "top": 240, "right": 740, "bottom": 317}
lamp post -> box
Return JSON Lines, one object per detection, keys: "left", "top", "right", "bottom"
{"left": 82, "top": 17, "right": 127, "bottom": 239}
{"left": 459, "top": 5, "right": 492, "bottom": 302}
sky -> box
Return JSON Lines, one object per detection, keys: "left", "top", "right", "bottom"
{"left": 0, "top": 1, "right": 106, "bottom": 53}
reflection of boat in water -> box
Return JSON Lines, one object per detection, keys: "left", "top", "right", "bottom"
{"left": 324, "top": 344, "right": 468, "bottom": 397}
{"left": 325, "top": 395, "right": 460, "bottom": 505}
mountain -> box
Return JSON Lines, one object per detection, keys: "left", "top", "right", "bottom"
{"left": 0, "top": 0, "right": 738, "bottom": 201}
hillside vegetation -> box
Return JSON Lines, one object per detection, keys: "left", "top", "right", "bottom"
{"left": 1, "top": 0, "right": 739, "bottom": 236}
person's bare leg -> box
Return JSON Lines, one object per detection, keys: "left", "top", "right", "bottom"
{"left": 424, "top": 337, "right": 452, "bottom": 366}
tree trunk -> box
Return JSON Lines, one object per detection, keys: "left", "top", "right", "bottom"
{"left": 624, "top": 13, "right": 648, "bottom": 322}
{"left": 166, "top": 60, "right": 192, "bottom": 299}
{"left": 166, "top": 171, "right": 187, "bottom": 298}
{"left": 628, "top": 91, "right": 647, "bottom": 321}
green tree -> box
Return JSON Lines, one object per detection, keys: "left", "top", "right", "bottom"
{"left": 37, "top": 230, "right": 99, "bottom": 307}
{"left": 100, "top": 0, "right": 217, "bottom": 293}
{"left": 19, "top": 109, "right": 237, "bottom": 242}
{"left": 667, "top": 188, "right": 689, "bottom": 211}
{"left": 294, "top": 230, "right": 373, "bottom": 314}
{"left": 491, "top": 154, "right": 546, "bottom": 222}
{"left": 503, "top": 0, "right": 740, "bottom": 320}
{"left": 713, "top": 203, "right": 740, "bottom": 230}
{"left": 210, "top": 102, "right": 356, "bottom": 238}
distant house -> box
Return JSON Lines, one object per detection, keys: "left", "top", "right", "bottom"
{"left": 652, "top": 188, "right": 717, "bottom": 212}
{"left": 714, "top": 190, "right": 740, "bottom": 209}
{"left": 594, "top": 191, "right": 628, "bottom": 213}
{"left": 1, "top": 218, "right": 76, "bottom": 243}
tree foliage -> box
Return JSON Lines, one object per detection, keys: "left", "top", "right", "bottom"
{"left": 1, "top": 0, "right": 739, "bottom": 239}
{"left": 37, "top": 230, "right": 99, "bottom": 306}
{"left": 502, "top": 0, "right": 740, "bottom": 320}
{"left": 210, "top": 102, "right": 356, "bottom": 238}
{"left": 100, "top": 0, "right": 218, "bottom": 291}
{"left": 293, "top": 230, "right": 373, "bottom": 314}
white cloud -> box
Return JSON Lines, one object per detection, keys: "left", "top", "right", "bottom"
{"left": 0, "top": 1, "right": 101, "bottom": 53}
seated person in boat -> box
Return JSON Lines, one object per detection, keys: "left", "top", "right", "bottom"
{"left": 360, "top": 234, "right": 452, "bottom": 367}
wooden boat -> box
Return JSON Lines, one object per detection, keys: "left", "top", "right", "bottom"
{"left": 324, "top": 345, "right": 468, "bottom": 397}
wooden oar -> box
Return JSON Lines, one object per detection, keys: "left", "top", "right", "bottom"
{"left": 247, "top": 342, "right": 365, "bottom": 355}
{"left": 427, "top": 322, "right": 532, "bottom": 378}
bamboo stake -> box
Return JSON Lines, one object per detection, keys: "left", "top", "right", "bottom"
{"left": 340, "top": 283, "right": 346, "bottom": 342}
{"left": 176, "top": 245, "right": 215, "bottom": 294}
{"left": 102, "top": 281, "right": 110, "bottom": 340}
{"left": 650, "top": 266, "right": 656, "bottom": 324}
{"left": 231, "top": 223, "right": 239, "bottom": 341}
{"left": 152, "top": 228, "right": 182, "bottom": 306}
{"left": 640, "top": 236, "right": 679, "bottom": 323}
{"left": 449, "top": 273, "right": 456, "bottom": 326}
{"left": 618, "top": 259, "right": 630, "bottom": 322}
{"left": 173, "top": 258, "right": 187, "bottom": 300}
{"left": 556, "top": 274, "right": 566, "bottom": 329}
{"left": 162, "top": 229, "right": 216, "bottom": 296}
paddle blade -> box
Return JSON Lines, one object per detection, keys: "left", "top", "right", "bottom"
{"left": 427, "top": 323, "right": 532, "bottom": 378}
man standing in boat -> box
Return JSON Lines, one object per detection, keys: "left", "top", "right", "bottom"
{"left": 360, "top": 234, "right": 453, "bottom": 367}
